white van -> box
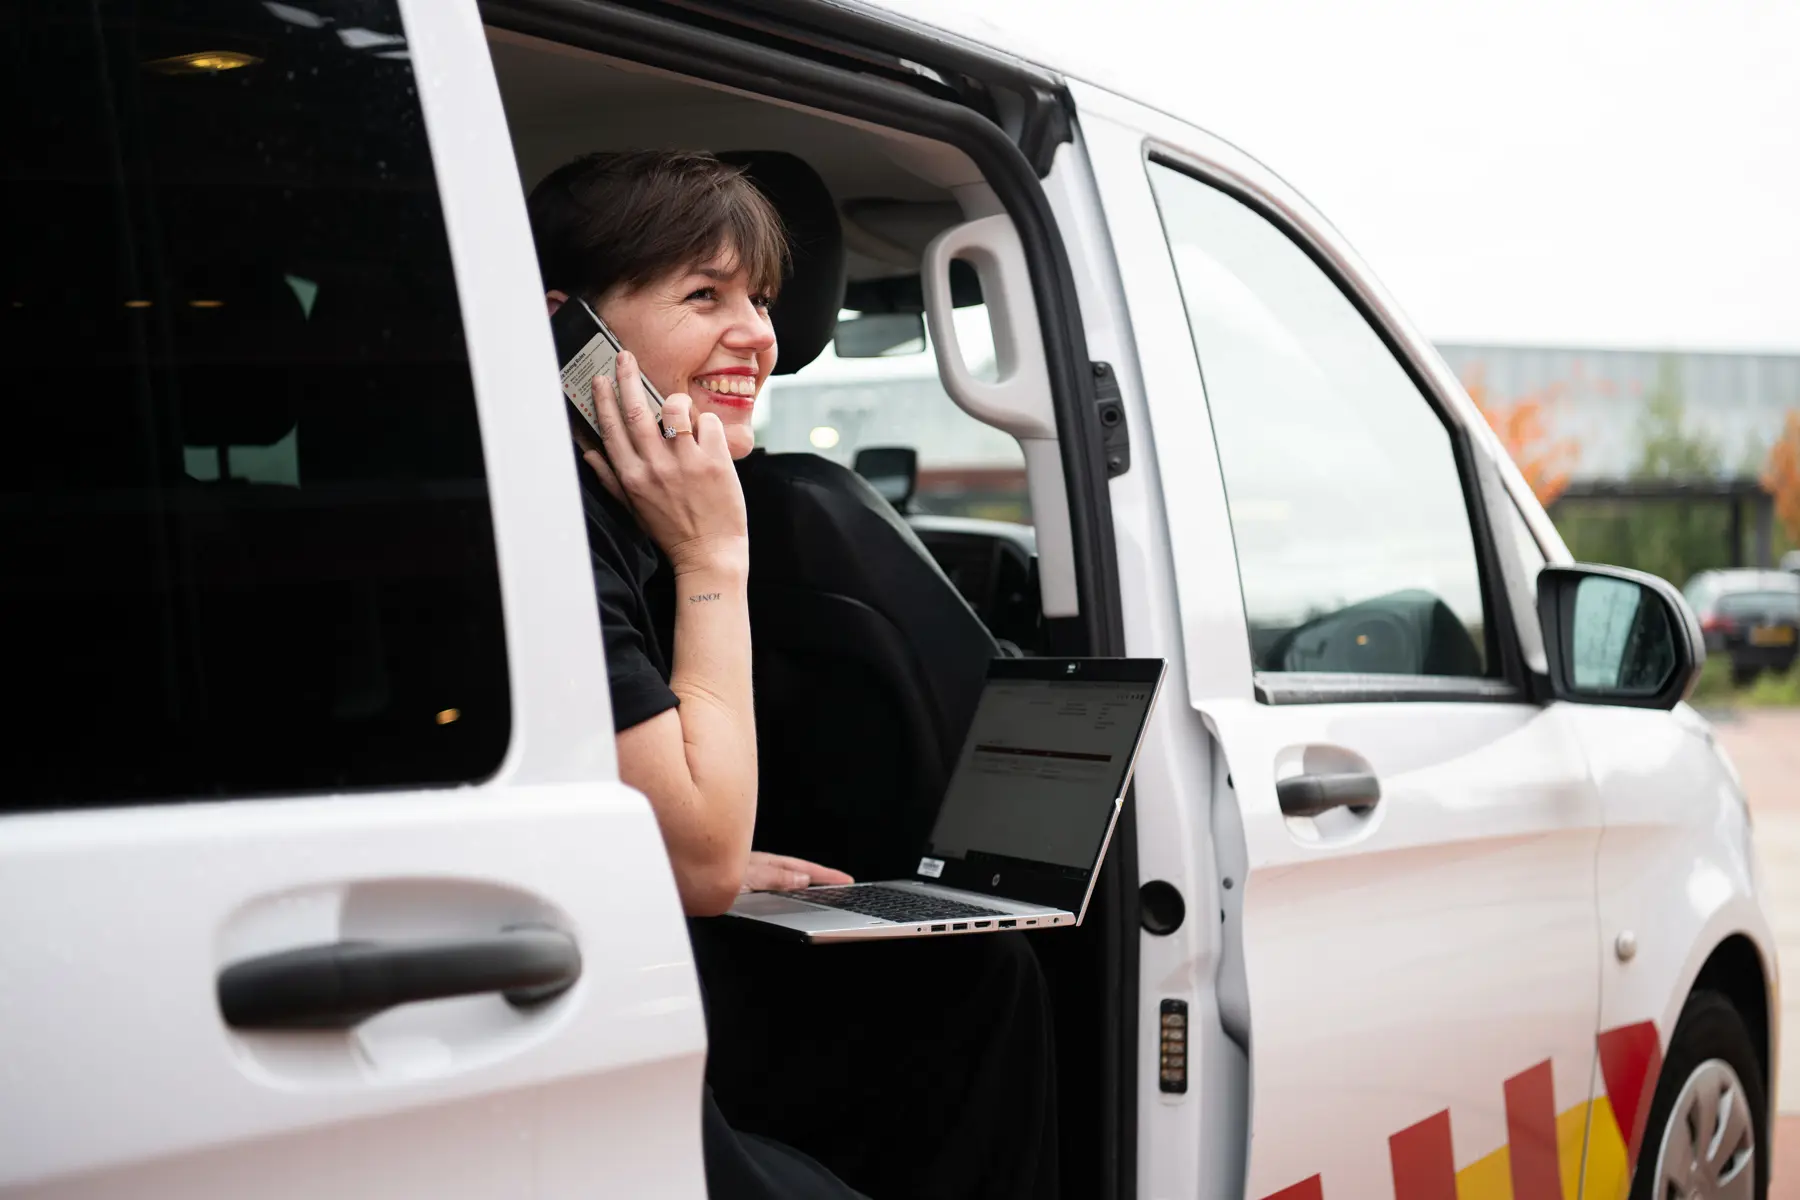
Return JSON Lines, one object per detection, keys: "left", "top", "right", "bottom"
{"left": 0, "top": 2, "right": 1775, "bottom": 1199}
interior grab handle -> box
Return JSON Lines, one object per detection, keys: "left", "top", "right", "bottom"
{"left": 1276, "top": 772, "right": 1382, "bottom": 818}
{"left": 218, "top": 928, "right": 580, "bottom": 1030}
{"left": 920, "top": 214, "right": 1054, "bottom": 440}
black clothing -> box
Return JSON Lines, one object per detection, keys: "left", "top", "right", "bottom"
{"left": 581, "top": 453, "right": 1057, "bottom": 1200}
{"left": 578, "top": 453, "right": 678, "bottom": 733}
{"left": 704, "top": 1089, "right": 873, "bottom": 1200}
{"left": 692, "top": 924, "right": 1060, "bottom": 1200}
{"left": 583, "top": 453, "right": 864, "bottom": 1200}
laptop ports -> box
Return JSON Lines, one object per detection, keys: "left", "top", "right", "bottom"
{"left": 998, "top": 919, "right": 1016, "bottom": 928}
{"left": 931, "top": 924, "right": 947, "bottom": 932}
{"left": 952, "top": 922, "right": 968, "bottom": 931}
{"left": 973, "top": 921, "right": 992, "bottom": 928}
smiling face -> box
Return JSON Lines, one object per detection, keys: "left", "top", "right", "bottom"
{"left": 595, "top": 249, "right": 777, "bottom": 461}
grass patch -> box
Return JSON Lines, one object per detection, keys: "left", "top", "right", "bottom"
{"left": 1691, "top": 655, "right": 1800, "bottom": 709}
{"left": 1744, "top": 660, "right": 1800, "bottom": 706}
{"left": 1690, "top": 656, "right": 1739, "bottom": 706}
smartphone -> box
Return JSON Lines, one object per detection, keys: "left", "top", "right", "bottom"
{"left": 550, "top": 295, "right": 664, "bottom": 441}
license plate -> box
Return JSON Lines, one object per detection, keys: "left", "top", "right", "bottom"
{"left": 1749, "top": 625, "right": 1796, "bottom": 647}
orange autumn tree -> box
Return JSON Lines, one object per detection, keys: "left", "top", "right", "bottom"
{"left": 1764, "top": 408, "right": 1800, "bottom": 545}
{"left": 1461, "top": 365, "right": 1582, "bottom": 506}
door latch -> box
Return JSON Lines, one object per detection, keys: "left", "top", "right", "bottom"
{"left": 1091, "top": 361, "right": 1130, "bottom": 478}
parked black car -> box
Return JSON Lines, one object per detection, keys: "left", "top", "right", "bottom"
{"left": 1684, "top": 569, "right": 1800, "bottom": 684}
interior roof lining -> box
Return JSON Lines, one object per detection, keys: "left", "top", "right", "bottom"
{"left": 486, "top": 23, "right": 984, "bottom": 278}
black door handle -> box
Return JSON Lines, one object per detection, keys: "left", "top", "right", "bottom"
{"left": 1276, "top": 771, "right": 1381, "bottom": 818}
{"left": 218, "top": 928, "right": 581, "bottom": 1030}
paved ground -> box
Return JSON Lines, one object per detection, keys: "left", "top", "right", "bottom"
{"left": 1707, "top": 709, "right": 1800, "bottom": 1197}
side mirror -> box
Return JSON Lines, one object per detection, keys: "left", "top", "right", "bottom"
{"left": 853, "top": 445, "right": 918, "bottom": 511}
{"left": 1537, "top": 564, "right": 1704, "bottom": 709}
{"left": 832, "top": 311, "right": 926, "bottom": 359}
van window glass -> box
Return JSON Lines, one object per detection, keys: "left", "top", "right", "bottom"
{"left": 2, "top": 0, "right": 509, "bottom": 809}
{"left": 758, "top": 303, "right": 1032, "bottom": 523}
{"left": 1148, "top": 162, "right": 1492, "bottom": 678}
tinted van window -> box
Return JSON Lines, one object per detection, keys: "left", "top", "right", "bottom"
{"left": 1, "top": 1, "right": 509, "bottom": 808}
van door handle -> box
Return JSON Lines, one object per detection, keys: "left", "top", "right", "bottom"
{"left": 1276, "top": 771, "right": 1381, "bottom": 818}
{"left": 218, "top": 928, "right": 581, "bottom": 1030}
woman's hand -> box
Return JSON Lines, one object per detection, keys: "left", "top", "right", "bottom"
{"left": 581, "top": 351, "right": 748, "bottom": 578}
{"left": 741, "top": 851, "right": 854, "bottom": 894}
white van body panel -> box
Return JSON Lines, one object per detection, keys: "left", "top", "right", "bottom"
{"left": 0, "top": 3, "right": 707, "bottom": 1195}
{"left": 1067, "top": 74, "right": 1770, "bottom": 1199}
{"left": 0, "top": 792, "right": 705, "bottom": 1198}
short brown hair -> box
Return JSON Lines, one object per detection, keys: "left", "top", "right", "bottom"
{"left": 527, "top": 149, "right": 789, "bottom": 304}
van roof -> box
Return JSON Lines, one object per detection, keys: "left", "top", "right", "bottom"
{"left": 855, "top": 0, "right": 1157, "bottom": 116}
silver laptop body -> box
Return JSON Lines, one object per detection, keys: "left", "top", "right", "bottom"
{"left": 726, "top": 657, "right": 1167, "bottom": 943}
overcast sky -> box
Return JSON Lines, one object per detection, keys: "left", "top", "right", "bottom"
{"left": 880, "top": 0, "right": 1800, "bottom": 353}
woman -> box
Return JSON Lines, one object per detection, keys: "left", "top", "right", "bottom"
{"left": 530, "top": 150, "right": 1057, "bottom": 1200}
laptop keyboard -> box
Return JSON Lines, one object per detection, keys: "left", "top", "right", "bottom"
{"left": 798, "top": 885, "right": 1005, "bottom": 923}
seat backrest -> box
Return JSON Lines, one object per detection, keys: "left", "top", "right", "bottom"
{"left": 722, "top": 149, "right": 1002, "bottom": 877}
{"left": 739, "top": 451, "right": 999, "bottom": 880}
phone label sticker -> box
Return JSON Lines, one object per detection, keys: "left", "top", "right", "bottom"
{"left": 917, "top": 857, "right": 945, "bottom": 879}
{"left": 560, "top": 329, "right": 618, "bottom": 439}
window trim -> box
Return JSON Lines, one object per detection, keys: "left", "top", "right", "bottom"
{"left": 1145, "top": 147, "right": 1531, "bottom": 706}
{"left": 1255, "top": 673, "right": 1525, "bottom": 707}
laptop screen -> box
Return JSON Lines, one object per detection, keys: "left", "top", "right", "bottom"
{"left": 920, "top": 658, "right": 1165, "bottom": 912}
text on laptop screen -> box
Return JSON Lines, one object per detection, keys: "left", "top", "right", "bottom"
{"left": 926, "top": 679, "right": 1154, "bottom": 870}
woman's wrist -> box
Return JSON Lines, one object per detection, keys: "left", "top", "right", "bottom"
{"left": 671, "top": 550, "right": 749, "bottom": 595}
{"left": 668, "top": 535, "right": 749, "bottom": 583}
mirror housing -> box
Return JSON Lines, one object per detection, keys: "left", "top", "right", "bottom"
{"left": 1536, "top": 564, "right": 1705, "bottom": 709}
{"left": 853, "top": 446, "right": 918, "bottom": 511}
{"left": 832, "top": 311, "right": 926, "bottom": 358}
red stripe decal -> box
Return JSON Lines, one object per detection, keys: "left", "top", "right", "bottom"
{"left": 1504, "top": 1059, "right": 1562, "bottom": 1200}
{"left": 1260, "top": 1177, "right": 1324, "bottom": 1200}
{"left": 1390, "top": 1110, "right": 1458, "bottom": 1200}
{"left": 1597, "top": 1021, "right": 1663, "bottom": 1169}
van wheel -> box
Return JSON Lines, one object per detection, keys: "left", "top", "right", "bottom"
{"left": 1731, "top": 663, "right": 1760, "bottom": 688}
{"left": 1630, "top": 991, "right": 1767, "bottom": 1200}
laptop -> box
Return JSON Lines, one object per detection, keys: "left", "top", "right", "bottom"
{"left": 727, "top": 656, "right": 1167, "bottom": 943}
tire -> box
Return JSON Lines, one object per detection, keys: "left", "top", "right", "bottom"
{"left": 1629, "top": 990, "right": 1768, "bottom": 1200}
{"left": 1731, "top": 663, "right": 1760, "bottom": 688}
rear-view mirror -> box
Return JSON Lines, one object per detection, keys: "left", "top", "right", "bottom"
{"left": 1537, "top": 564, "right": 1704, "bottom": 709}
{"left": 833, "top": 311, "right": 926, "bottom": 358}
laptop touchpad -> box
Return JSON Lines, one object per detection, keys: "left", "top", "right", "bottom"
{"left": 732, "top": 892, "right": 834, "bottom": 917}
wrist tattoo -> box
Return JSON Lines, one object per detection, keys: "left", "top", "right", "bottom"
{"left": 687, "top": 592, "right": 722, "bottom": 604}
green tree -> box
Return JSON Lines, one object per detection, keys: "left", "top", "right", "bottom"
{"left": 1553, "top": 356, "right": 1739, "bottom": 588}
{"left": 1631, "top": 357, "right": 1721, "bottom": 481}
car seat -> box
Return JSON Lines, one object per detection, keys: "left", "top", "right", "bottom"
{"left": 718, "top": 151, "right": 1002, "bottom": 881}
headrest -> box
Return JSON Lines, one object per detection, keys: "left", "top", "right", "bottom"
{"left": 717, "top": 151, "right": 844, "bottom": 375}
